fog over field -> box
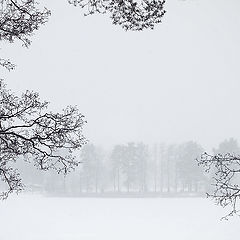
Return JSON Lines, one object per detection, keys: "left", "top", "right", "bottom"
{"left": 1, "top": 0, "right": 240, "bottom": 239}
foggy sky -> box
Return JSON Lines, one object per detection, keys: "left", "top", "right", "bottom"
{"left": 1, "top": 0, "right": 240, "bottom": 150}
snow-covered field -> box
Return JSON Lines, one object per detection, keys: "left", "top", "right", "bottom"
{"left": 0, "top": 195, "right": 238, "bottom": 240}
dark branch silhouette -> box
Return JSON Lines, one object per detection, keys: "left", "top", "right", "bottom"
{"left": 0, "top": 0, "right": 50, "bottom": 69}
{"left": 69, "top": 0, "right": 166, "bottom": 31}
{"left": 0, "top": 80, "right": 87, "bottom": 198}
{"left": 198, "top": 152, "right": 240, "bottom": 220}
{"left": 0, "top": 0, "right": 50, "bottom": 46}
{"left": 0, "top": 58, "right": 15, "bottom": 71}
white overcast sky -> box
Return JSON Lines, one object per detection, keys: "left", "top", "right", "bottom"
{"left": 1, "top": 0, "right": 240, "bottom": 149}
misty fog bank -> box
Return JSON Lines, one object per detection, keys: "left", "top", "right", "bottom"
{"left": 1, "top": 138, "right": 238, "bottom": 198}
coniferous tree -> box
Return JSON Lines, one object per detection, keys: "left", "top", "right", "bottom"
{"left": 177, "top": 141, "right": 205, "bottom": 192}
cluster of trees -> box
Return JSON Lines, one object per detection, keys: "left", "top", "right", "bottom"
{"left": 69, "top": 139, "right": 240, "bottom": 196}
{"left": 105, "top": 141, "right": 206, "bottom": 194}
{"left": 13, "top": 140, "right": 239, "bottom": 196}
{"left": 13, "top": 138, "right": 237, "bottom": 199}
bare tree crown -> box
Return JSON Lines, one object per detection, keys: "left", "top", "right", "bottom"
{"left": 0, "top": 0, "right": 50, "bottom": 70}
{"left": 198, "top": 152, "right": 240, "bottom": 219}
{"left": 0, "top": 0, "right": 50, "bottom": 47}
{"left": 0, "top": 80, "right": 87, "bottom": 198}
{"left": 69, "top": 0, "right": 166, "bottom": 31}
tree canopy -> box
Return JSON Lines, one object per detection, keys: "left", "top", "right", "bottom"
{"left": 0, "top": 0, "right": 50, "bottom": 47}
{"left": 69, "top": 0, "right": 166, "bottom": 31}
{"left": 0, "top": 0, "right": 51, "bottom": 70}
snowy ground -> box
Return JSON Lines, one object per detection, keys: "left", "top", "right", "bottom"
{"left": 0, "top": 194, "right": 239, "bottom": 240}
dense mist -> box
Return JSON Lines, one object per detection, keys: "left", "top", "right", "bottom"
{"left": 1, "top": 0, "right": 240, "bottom": 239}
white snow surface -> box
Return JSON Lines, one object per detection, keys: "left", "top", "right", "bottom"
{"left": 0, "top": 195, "right": 239, "bottom": 240}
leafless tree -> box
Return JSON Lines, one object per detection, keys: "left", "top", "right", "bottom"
{"left": 198, "top": 152, "right": 240, "bottom": 219}
{"left": 0, "top": 80, "right": 87, "bottom": 198}
{"left": 0, "top": 0, "right": 50, "bottom": 46}
{"left": 0, "top": 0, "right": 50, "bottom": 69}
{"left": 68, "top": 0, "right": 166, "bottom": 31}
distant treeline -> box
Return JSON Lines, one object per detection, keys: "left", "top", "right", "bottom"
{"left": 12, "top": 138, "right": 240, "bottom": 197}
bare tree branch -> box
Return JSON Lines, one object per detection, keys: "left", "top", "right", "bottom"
{"left": 0, "top": 80, "right": 87, "bottom": 198}
{"left": 0, "top": 58, "right": 15, "bottom": 71}
{"left": 198, "top": 152, "right": 240, "bottom": 220}
{"left": 0, "top": 0, "right": 51, "bottom": 47}
{"left": 0, "top": 0, "right": 50, "bottom": 71}
{"left": 69, "top": 0, "right": 166, "bottom": 31}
